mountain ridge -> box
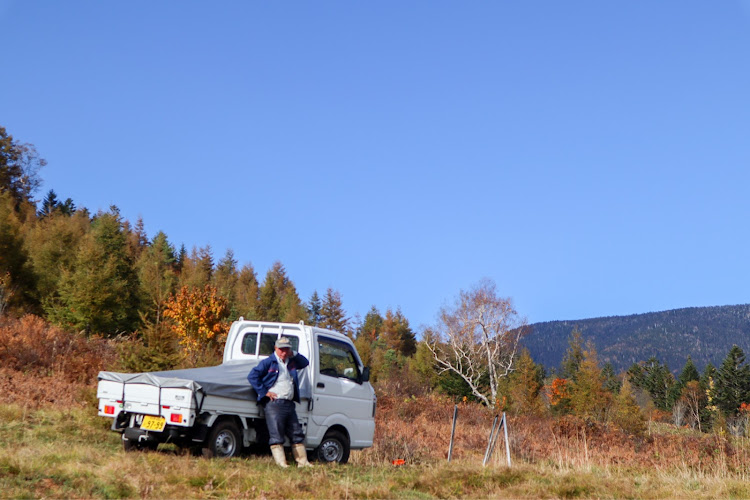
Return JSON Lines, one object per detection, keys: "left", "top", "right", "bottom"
{"left": 522, "top": 304, "right": 750, "bottom": 374}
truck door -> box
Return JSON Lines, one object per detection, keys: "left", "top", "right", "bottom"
{"left": 310, "top": 334, "right": 374, "bottom": 448}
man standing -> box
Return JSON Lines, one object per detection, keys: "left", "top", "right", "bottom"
{"left": 247, "top": 337, "right": 313, "bottom": 468}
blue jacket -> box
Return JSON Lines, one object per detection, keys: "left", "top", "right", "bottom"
{"left": 247, "top": 353, "right": 309, "bottom": 404}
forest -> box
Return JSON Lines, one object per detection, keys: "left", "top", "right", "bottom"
{"left": 6, "top": 124, "right": 750, "bottom": 496}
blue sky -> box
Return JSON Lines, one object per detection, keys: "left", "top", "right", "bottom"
{"left": 2, "top": 1, "right": 749, "bottom": 331}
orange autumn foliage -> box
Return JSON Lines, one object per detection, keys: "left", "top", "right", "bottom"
{"left": 546, "top": 377, "right": 570, "bottom": 407}
{"left": 163, "top": 285, "right": 230, "bottom": 359}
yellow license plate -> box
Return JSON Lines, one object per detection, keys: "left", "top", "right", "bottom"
{"left": 140, "top": 415, "right": 166, "bottom": 432}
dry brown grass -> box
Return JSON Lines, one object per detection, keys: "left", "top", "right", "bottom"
{"left": 0, "top": 314, "right": 117, "bottom": 383}
{"left": 0, "top": 314, "right": 117, "bottom": 409}
{"left": 354, "top": 390, "right": 750, "bottom": 482}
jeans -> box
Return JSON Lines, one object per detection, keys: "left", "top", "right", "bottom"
{"left": 264, "top": 399, "right": 304, "bottom": 446}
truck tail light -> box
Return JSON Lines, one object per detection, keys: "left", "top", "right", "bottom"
{"left": 104, "top": 405, "right": 115, "bottom": 415}
{"left": 170, "top": 413, "right": 183, "bottom": 423}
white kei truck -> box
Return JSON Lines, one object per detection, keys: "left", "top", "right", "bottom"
{"left": 97, "top": 320, "right": 376, "bottom": 463}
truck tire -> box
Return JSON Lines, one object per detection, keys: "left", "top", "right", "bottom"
{"left": 314, "top": 430, "right": 350, "bottom": 464}
{"left": 203, "top": 420, "right": 242, "bottom": 458}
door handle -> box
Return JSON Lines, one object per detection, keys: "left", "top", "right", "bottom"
{"left": 316, "top": 383, "right": 325, "bottom": 389}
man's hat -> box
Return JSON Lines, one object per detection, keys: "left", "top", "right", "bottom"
{"left": 275, "top": 337, "right": 292, "bottom": 349}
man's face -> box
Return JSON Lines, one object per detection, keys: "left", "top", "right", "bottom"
{"left": 275, "top": 346, "right": 292, "bottom": 361}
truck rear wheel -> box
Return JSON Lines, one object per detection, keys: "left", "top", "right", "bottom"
{"left": 314, "top": 430, "right": 350, "bottom": 464}
{"left": 203, "top": 421, "right": 242, "bottom": 458}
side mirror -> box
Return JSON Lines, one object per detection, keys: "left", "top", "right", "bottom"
{"left": 361, "top": 366, "right": 370, "bottom": 383}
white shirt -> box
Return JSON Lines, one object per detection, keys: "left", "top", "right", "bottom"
{"left": 268, "top": 352, "right": 295, "bottom": 400}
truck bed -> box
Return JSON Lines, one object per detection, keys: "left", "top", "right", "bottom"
{"left": 98, "top": 360, "right": 263, "bottom": 419}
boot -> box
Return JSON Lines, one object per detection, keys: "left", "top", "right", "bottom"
{"left": 292, "top": 443, "right": 313, "bottom": 467}
{"left": 270, "top": 444, "right": 288, "bottom": 468}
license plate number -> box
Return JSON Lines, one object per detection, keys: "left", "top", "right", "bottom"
{"left": 140, "top": 415, "right": 166, "bottom": 432}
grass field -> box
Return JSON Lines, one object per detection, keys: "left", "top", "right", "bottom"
{"left": 4, "top": 377, "right": 750, "bottom": 499}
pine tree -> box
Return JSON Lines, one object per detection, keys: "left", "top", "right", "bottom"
{"left": 354, "top": 306, "right": 382, "bottom": 368}
{"left": 568, "top": 344, "right": 610, "bottom": 421}
{"left": 714, "top": 345, "right": 750, "bottom": 416}
{"left": 308, "top": 291, "right": 322, "bottom": 326}
{"left": 611, "top": 377, "right": 646, "bottom": 435}
{"left": 319, "top": 288, "right": 348, "bottom": 332}
{"left": 668, "top": 356, "right": 701, "bottom": 408}
{"left": 136, "top": 231, "right": 177, "bottom": 325}
{"left": 25, "top": 209, "right": 90, "bottom": 307}
{"left": 257, "top": 262, "right": 307, "bottom": 322}
{"left": 561, "top": 327, "right": 585, "bottom": 381}
{"left": 124, "top": 216, "right": 148, "bottom": 260}
{"left": 360, "top": 306, "right": 383, "bottom": 341}
{"left": 602, "top": 362, "right": 621, "bottom": 394}
{"left": 37, "top": 189, "right": 59, "bottom": 218}
{"left": 630, "top": 357, "right": 674, "bottom": 411}
{"left": 213, "top": 249, "right": 238, "bottom": 313}
{"left": 508, "top": 349, "right": 545, "bottom": 415}
{"left": 178, "top": 246, "right": 212, "bottom": 289}
{"left": 234, "top": 263, "right": 260, "bottom": 320}
{"left": 50, "top": 208, "right": 140, "bottom": 335}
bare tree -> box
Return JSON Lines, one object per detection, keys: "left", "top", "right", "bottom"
{"left": 426, "top": 279, "right": 528, "bottom": 407}
{"left": 681, "top": 380, "right": 705, "bottom": 432}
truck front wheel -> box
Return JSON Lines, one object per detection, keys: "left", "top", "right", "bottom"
{"left": 314, "top": 430, "right": 350, "bottom": 464}
{"left": 203, "top": 421, "right": 242, "bottom": 458}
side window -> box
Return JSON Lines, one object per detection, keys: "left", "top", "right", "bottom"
{"left": 241, "top": 332, "right": 258, "bottom": 355}
{"left": 259, "top": 334, "right": 299, "bottom": 356}
{"left": 318, "top": 337, "right": 360, "bottom": 382}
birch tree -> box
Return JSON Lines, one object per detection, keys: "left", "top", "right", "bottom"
{"left": 427, "top": 279, "right": 527, "bottom": 407}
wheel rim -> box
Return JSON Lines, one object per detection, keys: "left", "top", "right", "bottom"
{"left": 214, "top": 430, "right": 237, "bottom": 457}
{"left": 320, "top": 438, "right": 343, "bottom": 462}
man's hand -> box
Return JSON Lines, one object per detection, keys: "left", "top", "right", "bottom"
{"left": 266, "top": 391, "right": 278, "bottom": 401}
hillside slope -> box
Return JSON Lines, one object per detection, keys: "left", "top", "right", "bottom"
{"left": 523, "top": 304, "right": 750, "bottom": 374}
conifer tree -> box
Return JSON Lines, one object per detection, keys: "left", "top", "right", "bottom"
{"left": 611, "top": 377, "right": 646, "bottom": 435}
{"left": 213, "top": 249, "right": 239, "bottom": 312}
{"left": 568, "top": 344, "right": 610, "bottom": 421}
{"left": 319, "top": 288, "right": 348, "bottom": 332}
{"left": 25, "top": 209, "right": 90, "bottom": 308}
{"left": 50, "top": 208, "right": 140, "bottom": 335}
{"left": 360, "top": 306, "right": 383, "bottom": 341}
{"left": 354, "top": 306, "right": 383, "bottom": 367}
{"left": 280, "top": 284, "right": 308, "bottom": 323}
{"left": 508, "top": 349, "right": 545, "bottom": 416}
{"left": 714, "top": 345, "right": 750, "bottom": 416}
{"left": 561, "top": 327, "right": 585, "bottom": 381}
{"left": 234, "top": 263, "right": 260, "bottom": 320}
{"left": 136, "top": 231, "right": 177, "bottom": 325}
{"left": 124, "top": 216, "right": 148, "bottom": 260}
{"left": 37, "top": 189, "right": 59, "bottom": 218}
{"left": 308, "top": 291, "right": 322, "bottom": 326}
{"left": 178, "top": 245, "right": 213, "bottom": 289}
{"left": 630, "top": 357, "right": 674, "bottom": 411}
{"left": 668, "top": 356, "right": 701, "bottom": 408}
{"left": 257, "top": 262, "right": 307, "bottom": 322}
{"left": 602, "top": 362, "right": 621, "bottom": 394}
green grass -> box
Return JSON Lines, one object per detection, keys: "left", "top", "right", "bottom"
{"left": 2, "top": 404, "right": 750, "bottom": 499}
